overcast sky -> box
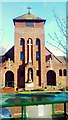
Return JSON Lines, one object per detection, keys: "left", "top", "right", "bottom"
{"left": 0, "top": 1, "right": 66, "bottom": 55}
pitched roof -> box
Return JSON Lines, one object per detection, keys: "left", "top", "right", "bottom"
{"left": 13, "top": 13, "right": 46, "bottom": 24}
{"left": 56, "top": 56, "right": 66, "bottom": 64}
{"left": 45, "top": 47, "right": 63, "bottom": 63}
{"left": 1, "top": 46, "right": 65, "bottom": 64}
{"left": 14, "top": 13, "right": 43, "bottom": 20}
{"left": 2, "top": 46, "right": 14, "bottom": 63}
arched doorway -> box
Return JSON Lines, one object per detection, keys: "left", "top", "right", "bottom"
{"left": 47, "top": 70, "right": 56, "bottom": 86}
{"left": 5, "top": 71, "right": 14, "bottom": 87}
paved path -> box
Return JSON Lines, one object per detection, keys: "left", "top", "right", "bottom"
{"left": 26, "top": 105, "right": 52, "bottom": 118}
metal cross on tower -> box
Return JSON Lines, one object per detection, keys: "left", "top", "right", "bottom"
{"left": 27, "top": 7, "right": 31, "bottom": 14}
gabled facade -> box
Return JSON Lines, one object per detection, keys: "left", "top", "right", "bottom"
{"left": 0, "top": 10, "right": 67, "bottom": 91}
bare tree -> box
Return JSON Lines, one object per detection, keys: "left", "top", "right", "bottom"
{"left": 47, "top": 3, "right": 68, "bottom": 61}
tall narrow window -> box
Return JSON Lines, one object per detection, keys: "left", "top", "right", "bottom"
{"left": 63, "top": 69, "right": 67, "bottom": 76}
{"left": 20, "top": 38, "right": 24, "bottom": 45}
{"left": 36, "top": 70, "right": 39, "bottom": 76}
{"left": 36, "top": 51, "right": 40, "bottom": 61}
{"left": 59, "top": 69, "right": 62, "bottom": 76}
{"left": 36, "top": 38, "right": 40, "bottom": 46}
{"left": 20, "top": 52, "right": 24, "bottom": 61}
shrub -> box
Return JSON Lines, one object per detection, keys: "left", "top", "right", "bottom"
{"left": 31, "top": 87, "right": 45, "bottom": 91}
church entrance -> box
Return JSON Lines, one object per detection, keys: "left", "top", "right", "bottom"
{"left": 5, "top": 71, "right": 14, "bottom": 87}
{"left": 47, "top": 70, "right": 56, "bottom": 86}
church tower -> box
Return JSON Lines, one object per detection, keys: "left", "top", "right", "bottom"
{"left": 13, "top": 8, "right": 46, "bottom": 89}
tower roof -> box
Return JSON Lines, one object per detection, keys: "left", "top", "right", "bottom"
{"left": 13, "top": 13, "right": 46, "bottom": 25}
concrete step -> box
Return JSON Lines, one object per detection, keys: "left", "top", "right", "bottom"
{"left": 3, "top": 87, "right": 15, "bottom": 93}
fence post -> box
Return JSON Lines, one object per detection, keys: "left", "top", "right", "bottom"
{"left": 52, "top": 104, "right": 54, "bottom": 120}
{"left": 22, "top": 106, "right": 26, "bottom": 120}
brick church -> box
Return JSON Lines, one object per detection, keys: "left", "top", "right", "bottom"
{"left": 1, "top": 8, "right": 67, "bottom": 92}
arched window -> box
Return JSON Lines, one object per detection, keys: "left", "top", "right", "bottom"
{"left": 20, "top": 38, "right": 24, "bottom": 45}
{"left": 36, "top": 38, "right": 40, "bottom": 46}
{"left": 59, "top": 69, "right": 62, "bottom": 76}
{"left": 63, "top": 69, "right": 67, "bottom": 76}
